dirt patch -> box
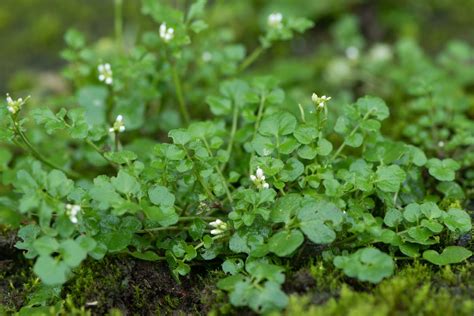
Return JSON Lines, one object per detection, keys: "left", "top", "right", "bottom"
{"left": 0, "top": 229, "right": 33, "bottom": 312}
{"left": 63, "top": 257, "right": 227, "bottom": 315}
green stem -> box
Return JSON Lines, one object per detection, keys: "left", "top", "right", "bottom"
{"left": 182, "top": 146, "right": 214, "bottom": 199}
{"left": 179, "top": 216, "right": 216, "bottom": 222}
{"left": 202, "top": 138, "right": 234, "bottom": 204}
{"left": 239, "top": 46, "right": 265, "bottom": 72}
{"left": 12, "top": 122, "right": 79, "bottom": 179}
{"left": 330, "top": 110, "right": 373, "bottom": 162}
{"left": 221, "top": 102, "right": 239, "bottom": 171}
{"left": 85, "top": 139, "right": 118, "bottom": 169}
{"left": 194, "top": 235, "right": 225, "bottom": 251}
{"left": 331, "top": 235, "right": 358, "bottom": 247}
{"left": 114, "top": 0, "right": 123, "bottom": 50}
{"left": 114, "top": 132, "right": 120, "bottom": 152}
{"left": 249, "top": 94, "right": 266, "bottom": 172}
{"left": 171, "top": 64, "right": 190, "bottom": 125}
{"left": 137, "top": 226, "right": 183, "bottom": 233}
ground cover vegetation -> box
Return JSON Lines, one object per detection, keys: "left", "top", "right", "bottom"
{"left": 0, "top": 0, "right": 473, "bottom": 315}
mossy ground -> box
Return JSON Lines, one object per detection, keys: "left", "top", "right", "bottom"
{"left": 1, "top": 227, "right": 473, "bottom": 316}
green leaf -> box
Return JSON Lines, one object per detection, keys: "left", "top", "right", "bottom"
{"left": 345, "top": 133, "right": 363, "bottom": 147}
{"left": 375, "top": 165, "right": 406, "bottom": 192}
{"left": 268, "top": 230, "right": 304, "bottom": 257}
{"left": 148, "top": 185, "right": 175, "bottom": 207}
{"left": 384, "top": 208, "right": 403, "bottom": 227}
{"left": 259, "top": 112, "right": 296, "bottom": 136}
{"left": 144, "top": 206, "right": 178, "bottom": 227}
{"left": 33, "top": 236, "right": 59, "bottom": 256}
{"left": 404, "top": 203, "right": 422, "bottom": 222}
{"left": 89, "top": 176, "right": 123, "bottom": 210}
{"left": 46, "top": 170, "right": 73, "bottom": 198}
{"left": 251, "top": 135, "right": 275, "bottom": 156}
{"left": 168, "top": 128, "right": 191, "bottom": 145}
{"left": 248, "top": 281, "right": 288, "bottom": 313}
{"left": 356, "top": 96, "right": 389, "bottom": 120}
{"left": 67, "top": 108, "right": 89, "bottom": 139}
{"left": 187, "top": 0, "right": 207, "bottom": 21}
{"left": 423, "top": 246, "right": 472, "bottom": 265}
{"left": 427, "top": 158, "right": 460, "bottom": 181}
{"left": 279, "top": 158, "right": 304, "bottom": 182}
{"left": 222, "top": 258, "right": 244, "bottom": 275}
{"left": 33, "top": 256, "right": 68, "bottom": 285}
{"left": 317, "top": 138, "right": 333, "bottom": 156}
{"left": 206, "top": 95, "right": 232, "bottom": 116}
{"left": 76, "top": 236, "right": 97, "bottom": 252}
{"left": 293, "top": 125, "right": 317, "bottom": 144}
{"left": 76, "top": 85, "right": 108, "bottom": 126}
{"left": 98, "top": 231, "right": 132, "bottom": 252}
{"left": 104, "top": 150, "right": 138, "bottom": 165}
{"left": 111, "top": 170, "right": 140, "bottom": 196}
{"left": 60, "top": 239, "right": 87, "bottom": 268}
{"left": 443, "top": 209, "right": 472, "bottom": 233}
{"left": 131, "top": 250, "right": 162, "bottom": 261}
{"left": 297, "top": 200, "right": 343, "bottom": 244}
{"left": 334, "top": 247, "right": 394, "bottom": 283}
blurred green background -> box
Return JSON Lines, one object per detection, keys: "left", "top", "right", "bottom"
{"left": 1, "top": 0, "right": 474, "bottom": 93}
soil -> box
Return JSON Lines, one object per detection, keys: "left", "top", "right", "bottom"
{"left": 1, "top": 226, "right": 473, "bottom": 315}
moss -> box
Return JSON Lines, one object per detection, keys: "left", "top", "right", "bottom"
{"left": 281, "top": 263, "right": 474, "bottom": 316}
{"left": 0, "top": 227, "right": 39, "bottom": 313}
{"left": 61, "top": 256, "right": 228, "bottom": 315}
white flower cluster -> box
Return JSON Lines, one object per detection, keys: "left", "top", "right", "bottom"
{"left": 250, "top": 167, "right": 269, "bottom": 189}
{"left": 5, "top": 93, "right": 28, "bottom": 114}
{"left": 66, "top": 204, "right": 81, "bottom": 224}
{"left": 202, "top": 51, "right": 212, "bottom": 62}
{"left": 159, "top": 23, "right": 174, "bottom": 42}
{"left": 267, "top": 12, "right": 283, "bottom": 29}
{"left": 98, "top": 63, "right": 113, "bottom": 85}
{"left": 345, "top": 46, "right": 360, "bottom": 60}
{"left": 311, "top": 93, "right": 332, "bottom": 108}
{"left": 109, "top": 114, "right": 126, "bottom": 133}
{"left": 209, "top": 219, "right": 228, "bottom": 235}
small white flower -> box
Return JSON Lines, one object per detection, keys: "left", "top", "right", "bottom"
{"left": 209, "top": 219, "right": 228, "bottom": 235}
{"left": 345, "top": 46, "right": 360, "bottom": 60}
{"left": 438, "top": 141, "right": 445, "bottom": 147}
{"left": 267, "top": 12, "right": 283, "bottom": 28}
{"left": 311, "top": 93, "right": 332, "bottom": 108}
{"left": 369, "top": 44, "right": 392, "bottom": 62}
{"left": 159, "top": 23, "right": 174, "bottom": 42}
{"left": 250, "top": 166, "right": 270, "bottom": 190}
{"left": 109, "top": 114, "right": 126, "bottom": 133}
{"left": 202, "top": 51, "right": 212, "bottom": 62}
{"left": 98, "top": 63, "right": 113, "bottom": 85}
{"left": 5, "top": 93, "right": 29, "bottom": 114}
{"left": 66, "top": 203, "right": 81, "bottom": 224}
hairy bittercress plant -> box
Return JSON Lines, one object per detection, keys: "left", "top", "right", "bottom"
{"left": 0, "top": 1, "right": 472, "bottom": 314}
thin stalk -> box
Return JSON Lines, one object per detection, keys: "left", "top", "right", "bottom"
{"left": 249, "top": 94, "right": 266, "bottom": 172}
{"left": 194, "top": 235, "right": 225, "bottom": 251}
{"left": 114, "top": 0, "right": 123, "bottom": 50}
{"left": 182, "top": 146, "right": 214, "bottom": 199}
{"left": 85, "top": 139, "right": 118, "bottom": 169}
{"left": 171, "top": 64, "right": 190, "bottom": 125}
{"left": 179, "top": 216, "right": 216, "bottom": 221}
{"left": 114, "top": 132, "right": 120, "bottom": 152}
{"left": 12, "top": 122, "right": 79, "bottom": 179}
{"left": 202, "top": 138, "right": 234, "bottom": 204}
{"left": 137, "top": 226, "right": 183, "bottom": 233}
{"left": 221, "top": 102, "right": 239, "bottom": 171}
{"left": 330, "top": 110, "right": 373, "bottom": 161}
{"left": 239, "top": 46, "right": 265, "bottom": 72}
